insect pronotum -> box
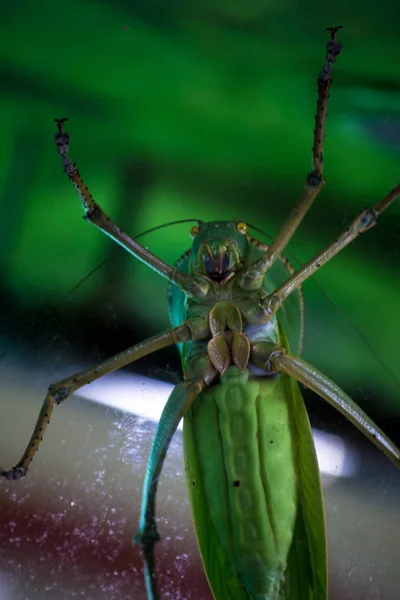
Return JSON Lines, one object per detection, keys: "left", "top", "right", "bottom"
{"left": 1, "top": 26, "right": 400, "bottom": 600}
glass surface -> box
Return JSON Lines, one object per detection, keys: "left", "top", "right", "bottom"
{"left": 1, "top": 3, "right": 400, "bottom": 599}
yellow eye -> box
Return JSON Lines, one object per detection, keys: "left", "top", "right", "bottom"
{"left": 190, "top": 226, "right": 199, "bottom": 238}
{"left": 236, "top": 221, "right": 248, "bottom": 234}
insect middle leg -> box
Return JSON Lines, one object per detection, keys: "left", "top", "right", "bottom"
{"left": 262, "top": 182, "right": 400, "bottom": 316}
{"left": 0, "top": 324, "right": 192, "bottom": 480}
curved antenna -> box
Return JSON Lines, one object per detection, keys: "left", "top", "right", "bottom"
{"left": 63, "top": 219, "right": 203, "bottom": 298}
{"left": 1, "top": 218, "right": 202, "bottom": 362}
{"left": 247, "top": 222, "right": 273, "bottom": 241}
{"left": 133, "top": 218, "right": 204, "bottom": 240}
{"left": 247, "top": 222, "right": 400, "bottom": 392}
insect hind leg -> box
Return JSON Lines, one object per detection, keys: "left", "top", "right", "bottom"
{"left": 134, "top": 374, "right": 209, "bottom": 600}
{"left": 134, "top": 345, "right": 217, "bottom": 598}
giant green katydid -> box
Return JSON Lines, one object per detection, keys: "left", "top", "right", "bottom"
{"left": 1, "top": 26, "right": 400, "bottom": 600}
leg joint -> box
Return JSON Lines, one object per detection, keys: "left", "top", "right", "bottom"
{"left": 48, "top": 385, "right": 71, "bottom": 405}
{"left": 307, "top": 171, "right": 323, "bottom": 189}
{"left": 251, "top": 341, "right": 285, "bottom": 373}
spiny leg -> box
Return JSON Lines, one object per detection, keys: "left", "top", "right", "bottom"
{"left": 54, "top": 119, "right": 206, "bottom": 299}
{"left": 271, "top": 352, "right": 400, "bottom": 470}
{"left": 134, "top": 348, "right": 216, "bottom": 600}
{"left": 134, "top": 379, "right": 206, "bottom": 600}
{"left": 250, "top": 340, "right": 400, "bottom": 469}
{"left": 0, "top": 324, "right": 192, "bottom": 480}
{"left": 240, "top": 26, "right": 343, "bottom": 289}
{"left": 262, "top": 183, "right": 400, "bottom": 316}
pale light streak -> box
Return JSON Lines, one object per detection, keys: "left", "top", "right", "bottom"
{"left": 76, "top": 372, "right": 359, "bottom": 478}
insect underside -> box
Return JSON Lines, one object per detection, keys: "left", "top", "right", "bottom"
{"left": 2, "top": 25, "right": 400, "bottom": 600}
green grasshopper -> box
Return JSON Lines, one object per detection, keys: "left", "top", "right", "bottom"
{"left": 1, "top": 26, "right": 400, "bottom": 600}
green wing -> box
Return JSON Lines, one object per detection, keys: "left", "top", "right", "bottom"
{"left": 280, "top": 373, "right": 327, "bottom": 600}
{"left": 183, "top": 404, "right": 251, "bottom": 600}
{"left": 183, "top": 371, "right": 326, "bottom": 600}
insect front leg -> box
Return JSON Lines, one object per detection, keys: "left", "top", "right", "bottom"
{"left": 240, "top": 26, "right": 343, "bottom": 289}
{"left": 135, "top": 345, "right": 216, "bottom": 600}
{"left": 54, "top": 119, "right": 207, "bottom": 299}
{"left": 0, "top": 324, "right": 192, "bottom": 480}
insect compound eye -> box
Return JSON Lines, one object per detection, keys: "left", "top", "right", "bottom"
{"left": 236, "top": 221, "right": 248, "bottom": 234}
{"left": 190, "top": 226, "right": 199, "bottom": 238}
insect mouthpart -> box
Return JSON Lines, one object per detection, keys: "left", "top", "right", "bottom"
{"left": 203, "top": 249, "right": 234, "bottom": 284}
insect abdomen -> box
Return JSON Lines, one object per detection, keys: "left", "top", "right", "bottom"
{"left": 184, "top": 366, "right": 298, "bottom": 599}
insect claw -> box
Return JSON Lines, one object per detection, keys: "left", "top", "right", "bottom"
{"left": 326, "top": 25, "right": 343, "bottom": 40}
{"left": 54, "top": 117, "right": 68, "bottom": 129}
{"left": 54, "top": 118, "right": 71, "bottom": 150}
{"left": 0, "top": 467, "right": 25, "bottom": 481}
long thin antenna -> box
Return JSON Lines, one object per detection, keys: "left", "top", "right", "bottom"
{"left": 1, "top": 218, "right": 202, "bottom": 362}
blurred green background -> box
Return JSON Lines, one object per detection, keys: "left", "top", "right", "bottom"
{"left": 1, "top": 0, "right": 400, "bottom": 415}
{"left": 1, "top": 1, "right": 400, "bottom": 599}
